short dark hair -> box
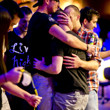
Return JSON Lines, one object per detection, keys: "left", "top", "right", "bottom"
{"left": 80, "top": 7, "right": 100, "bottom": 24}
{"left": 20, "top": 6, "right": 32, "bottom": 15}
{"left": 0, "top": 0, "right": 24, "bottom": 19}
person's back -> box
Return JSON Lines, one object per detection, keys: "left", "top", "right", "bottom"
{"left": 51, "top": 10, "right": 88, "bottom": 92}
{"left": 52, "top": 31, "right": 89, "bottom": 94}
{"left": 27, "top": 12, "right": 56, "bottom": 68}
{"left": 48, "top": 8, "right": 89, "bottom": 110}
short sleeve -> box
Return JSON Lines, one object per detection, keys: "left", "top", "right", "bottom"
{"left": 51, "top": 38, "right": 64, "bottom": 57}
{"left": 41, "top": 14, "right": 57, "bottom": 32}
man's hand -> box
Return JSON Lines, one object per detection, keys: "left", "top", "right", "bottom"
{"left": 27, "top": 95, "right": 42, "bottom": 108}
{"left": 33, "top": 57, "right": 45, "bottom": 70}
{"left": 87, "top": 44, "right": 96, "bottom": 56}
{"left": 63, "top": 54, "right": 82, "bottom": 68}
{"left": 5, "top": 67, "right": 23, "bottom": 83}
{"left": 57, "top": 12, "right": 73, "bottom": 30}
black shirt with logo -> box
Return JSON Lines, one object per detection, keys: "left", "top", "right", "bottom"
{"left": 5, "top": 31, "right": 31, "bottom": 71}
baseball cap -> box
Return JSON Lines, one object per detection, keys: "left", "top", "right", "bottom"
{"left": 33, "top": 0, "right": 43, "bottom": 7}
{"left": 33, "top": 0, "right": 59, "bottom": 7}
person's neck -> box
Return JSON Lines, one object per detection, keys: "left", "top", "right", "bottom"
{"left": 59, "top": 24, "right": 70, "bottom": 32}
{"left": 14, "top": 28, "right": 26, "bottom": 38}
{"left": 37, "top": 5, "right": 48, "bottom": 14}
{"left": 73, "top": 21, "right": 81, "bottom": 34}
{"left": 82, "top": 24, "right": 93, "bottom": 31}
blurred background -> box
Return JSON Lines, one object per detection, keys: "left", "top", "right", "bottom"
{"left": 1, "top": 0, "right": 110, "bottom": 109}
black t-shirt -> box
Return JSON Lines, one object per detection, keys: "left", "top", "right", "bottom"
{"left": 27, "top": 12, "right": 57, "bottom": 76}
{"left": 5, "top": 31, "right": 31, "bottom": 71}
{"left": 51, "top": 31, "right": 89, "bottom": 94}
{"left": 5, "top": 31, "right": 34, "bottom": 110}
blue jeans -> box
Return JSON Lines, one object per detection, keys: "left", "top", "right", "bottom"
{"left": 33, "top": 73, "right": 54, "bottom": 110}
{"left": 85, "top": 90, "right": 98, "bottom": 110}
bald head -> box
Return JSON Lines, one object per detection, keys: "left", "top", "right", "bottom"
{"left": 64, "top": 5, "right": 81, "bottom": 31}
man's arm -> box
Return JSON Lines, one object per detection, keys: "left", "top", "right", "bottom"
{"left": 33, "top": 56, "right": 63, "bottom": 74}
{"left": 63, "top": 54, "right": 100, "bottom": 71}
{"left": 2, "top": 82, "right": 42, "bottom": 108}
{"left": 100, "top": 51, "right": 110, "bottom": 59}
{"left": 49, "top": 24, "right": 95, "bottom": 55}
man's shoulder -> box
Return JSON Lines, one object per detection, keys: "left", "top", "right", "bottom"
{"left": 81, "top": 26, "right": 98, "bottom": 37}
{"left": 32, "top": 12, "right": 56, "bottom": 24}
{"left": 82, "top": 26, "right": 92, "bottom": 33}
{"left": 33, "top": 12, "right": 49, "bottom": 19}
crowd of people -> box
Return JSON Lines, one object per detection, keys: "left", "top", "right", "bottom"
{"left": 0, "top": 0, "right": 110, "bottom": 110}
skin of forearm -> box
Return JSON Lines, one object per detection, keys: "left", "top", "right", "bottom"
{"left": 1, "top": 82, "right": 31, "bottom": 101}
{"left": 66, "top": 33, "right": 87, "bottom": 50}
{"left": 80, "top": 60, "right": 99, "bottom": 71}
{"left": 40, "top": 64, "right": 62, "bottom": 75}
{"left": 100, "top": 51, "right": 110, "bottom": 59}
{"left": 34, "top": 56, "right": 63, "bottom": 75}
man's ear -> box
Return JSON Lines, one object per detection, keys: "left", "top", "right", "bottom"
{"left": 83, "top": 18, "right": 88, "bottom": 25}
{"left": 69, "top": 11, "right": 73, "bottom": 20}
{"left": 77, "top": 15, "right": 80, "bottom": 20}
